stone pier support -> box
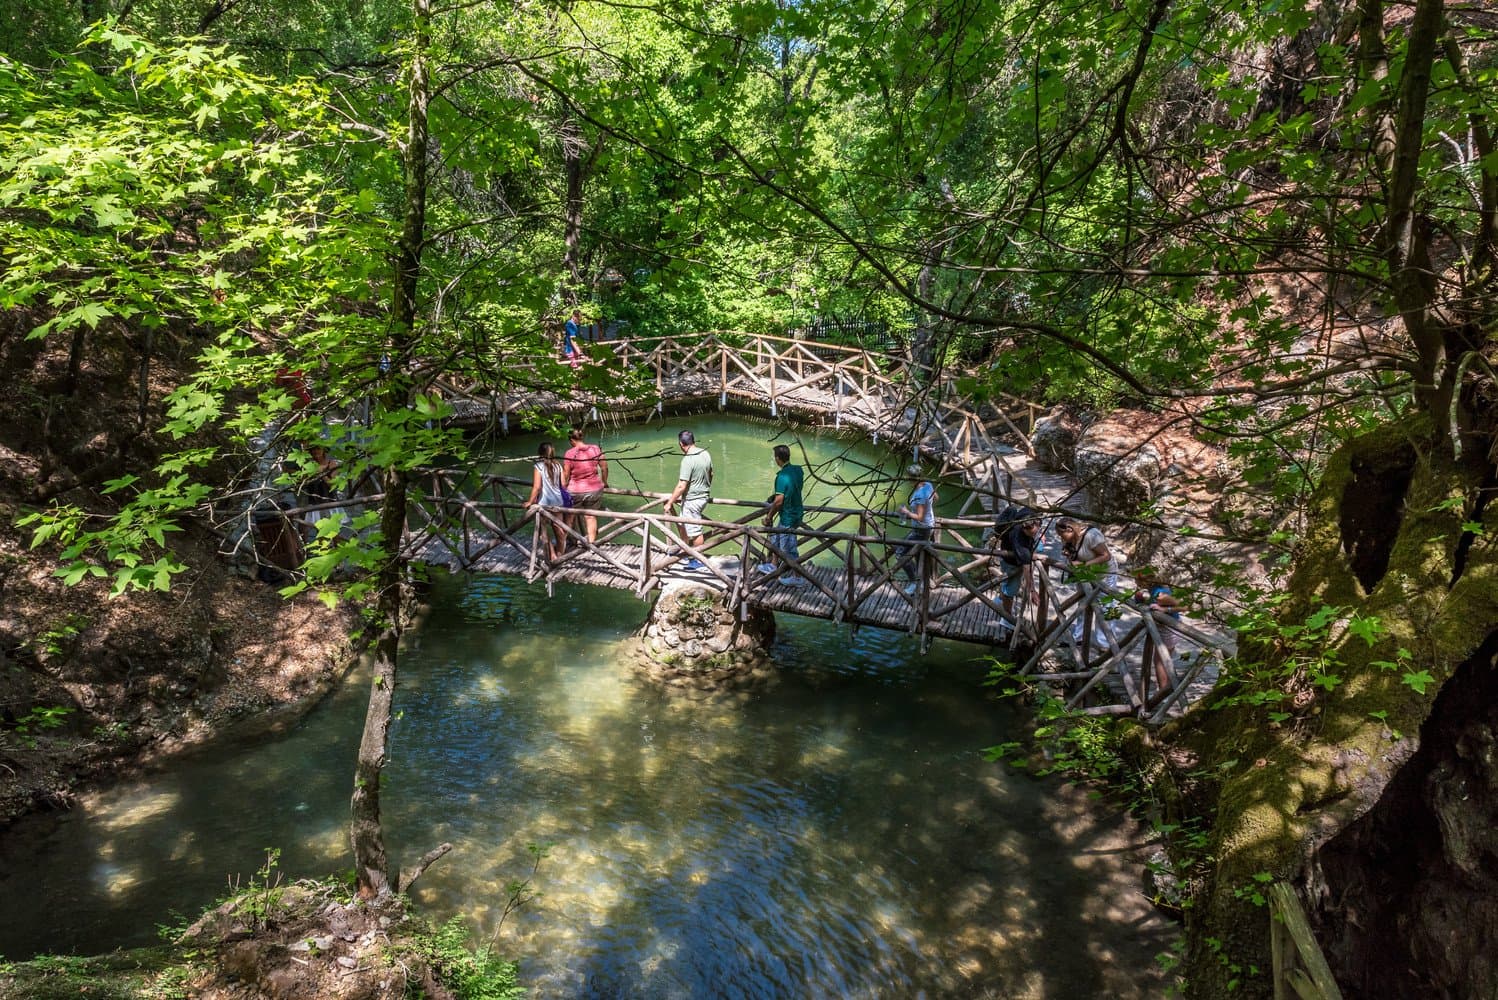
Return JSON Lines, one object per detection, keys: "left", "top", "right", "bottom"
{"left": 634, "top": 581, "right": 777, "bottom": 694}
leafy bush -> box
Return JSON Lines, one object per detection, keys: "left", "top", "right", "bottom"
{"left": 408, "top": 918, "right": 522, "bottom": 1000}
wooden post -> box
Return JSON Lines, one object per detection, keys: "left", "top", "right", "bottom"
{"left": 768, "top": 345, "right": 778, "bottom": 417}
{"left": 1036, "top": 571, "right": 1050, "bottom": 636}
{"left": 527, "top": 516, "right": 541, "bottom": 580}
{"left": 496, "top": 352, "right": 509, "bottom": 434}
{"left": 917, "top": 544, "right": 931, "bottom": 638}
{"left": 1081, "top": 590, "right": 1096, "bottom": 668}
{"left": 834, "top": 364, "right": 843, "bottom": 428}
{"left": 1269, "top": 883, "right": 1343, "bottom": 1000}
{"left": 843, "top": 530, "right": 855, "bottom": 621}
{"left": 638, "top": 522, "right": 653, "bottom": 594}
{"left": 1139, "top": 632, "right": 1154, "bottom": 713}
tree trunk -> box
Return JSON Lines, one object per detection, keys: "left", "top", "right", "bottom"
{"left": 1355, "top": 0, "right": 1397, "bottom": 166}
{"left": 350, "top": 0, "right": 430, "bottom": 902}
{"left": 64, "top": 324, "right": 86, "bottom": 397}
{"left": 560, "top": 105, "right": 585, "bottom": 296}
{"left": 350, "top": 468, "right": 408, "bottom": 900}
{"left": 1164, "top": 421, "right": 1498, "bottom": 997}
{"left": 1381, "top": 0, "right": 1450, "bottom": 432}
{"left": 912, "top": 258, "right": 937, "bottom": 373}
{"left": 137, "top": 327, "right": 153, "bottom": 430}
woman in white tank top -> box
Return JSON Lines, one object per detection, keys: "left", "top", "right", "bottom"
{"left": 525, "top": 441, "right": 568, "bottom": 558}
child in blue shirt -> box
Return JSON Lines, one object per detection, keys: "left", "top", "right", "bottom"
{"left": 1133, "top": 567, "right": 1183, "bottom": 693}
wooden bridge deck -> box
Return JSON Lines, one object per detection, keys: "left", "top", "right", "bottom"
{"left": 411, "top": 532, "right": 1015, "bottom": 645}
{"left": 376, "top": 471, "right": 1232, "bottom": 722}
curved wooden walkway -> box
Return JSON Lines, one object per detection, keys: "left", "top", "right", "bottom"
{"left": 437, "top": 332, "right": 1043, "bottom": 512}
{"left": 328, "top": 469, "right": 1225, "bottom": 722}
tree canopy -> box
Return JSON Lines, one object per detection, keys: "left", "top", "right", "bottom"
{"left": 3, "top": 0, "right": 1495, "bottom": 994}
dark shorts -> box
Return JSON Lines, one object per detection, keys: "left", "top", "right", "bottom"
{"left": 895, "top": 526, "right": 933, "bottom": 581}
{"left": 569, "top": 490, "right": 603, "bottom": 510}
{"left": 999, "top": 566, "right": 1024, "bottom": 597}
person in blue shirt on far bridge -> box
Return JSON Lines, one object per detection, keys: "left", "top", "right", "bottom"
{"left": 562, "top": 308, "right": 582, "bottom": 369}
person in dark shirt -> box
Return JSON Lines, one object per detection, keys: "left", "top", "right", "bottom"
{"left": 759, "top": 444, "right": 806, "bottom": 586}
{"left": 993, "top": 508, "right": 1046, "bottom": 620}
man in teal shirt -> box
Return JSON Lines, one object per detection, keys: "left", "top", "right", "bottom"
{"left": 664, "top": 429, "right": 713, "bottom": 569}
{"left": 759, "top": 445, "right": 805, "bottom": 585}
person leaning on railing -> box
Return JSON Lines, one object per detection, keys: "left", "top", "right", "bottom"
{"left": 1056, "top": 516, "right": 1122, "bottom": 648}
{"left": 1133, "top": 565, "right": 1183, "bottom": 693}
{"left": 1055, "top": 517, "right": 1120, "bottom": 591}
{"left": 989, "top": 507, "right": 1047, "bottom": 619}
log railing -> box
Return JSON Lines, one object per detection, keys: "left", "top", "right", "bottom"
{"left": 275, "top": 470, "right": 1220, "bottom": 719}
{"left": 435, "top": 331, "right": 1038, "bottom": 509}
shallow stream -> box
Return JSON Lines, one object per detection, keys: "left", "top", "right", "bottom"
{"left": 0, "top": 417, "right": 1174, "bottom": 997}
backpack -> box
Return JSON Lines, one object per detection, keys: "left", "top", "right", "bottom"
{"left": 994, "top": 504, "right": 1030, "bottom": 537}
{"left": 989, "top": 504, "right": 1028, "bottom": 555}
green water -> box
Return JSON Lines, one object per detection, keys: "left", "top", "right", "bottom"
{"left": 486, "top": 414, "right": 950, "bottom": 520}
{"left": 0, "top": 417, "right": 1174, "bottom": 997}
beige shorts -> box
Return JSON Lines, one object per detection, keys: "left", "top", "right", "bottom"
{"left": 682, "top": 495, "right": 710, "bottom": 536}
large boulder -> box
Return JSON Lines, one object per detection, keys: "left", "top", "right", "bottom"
{"left": 1029, "top": 407, "right": 1085, "bottom": 472}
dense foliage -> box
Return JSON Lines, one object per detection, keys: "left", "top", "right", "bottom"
{"left": 3, "top": 0, "right": 1494, "bottom": 996}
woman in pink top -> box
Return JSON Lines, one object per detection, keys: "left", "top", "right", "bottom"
{"left": 563, "top": 427, "right": 609, "bottom": 543}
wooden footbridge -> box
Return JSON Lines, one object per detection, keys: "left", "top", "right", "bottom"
{"left": 438, "top": 332, "right": 1041, "bottom": 505}
{"left": 273, "top": 468, "right": 1225, "bottom": 722}
{"left": 246, "top": 330, "right": 1231, "bottom": 721}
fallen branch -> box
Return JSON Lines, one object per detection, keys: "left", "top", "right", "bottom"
{"left": 396, "top": 842, "right": 453, "bottom": 894}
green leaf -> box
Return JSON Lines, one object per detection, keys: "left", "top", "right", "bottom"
{"left": 89, "top": 192, "right": 136, "bottom": 228}
{"left": 1346, "top": 615, "right": 1382, "bottom": 647}
{"left": 1401, "top": 670, "right": 1435, "bottom": 695}
{"left": 59, "top": 563, "right": 92, "bottom": 586}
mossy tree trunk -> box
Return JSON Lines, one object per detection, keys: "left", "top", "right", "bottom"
{"left": 1165, "top": 420, "right": 1498, "bottom": 997}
